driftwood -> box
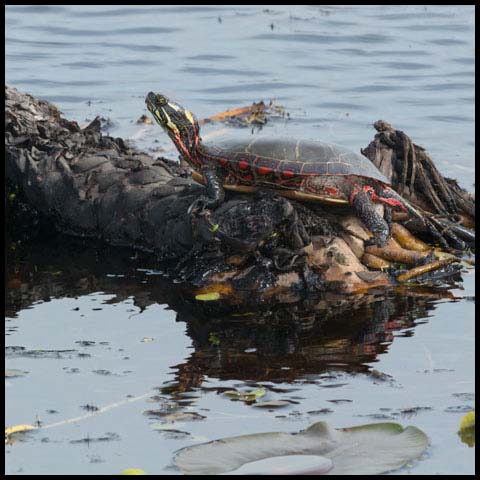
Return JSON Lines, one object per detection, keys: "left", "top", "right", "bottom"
{"left": 5, "top": 86, "right": 468, "bottom": 300}
{"left": 362, "top": 121, "right": 475, "bottom": 224}
{"left": 361, "top": 121, "right": 475, "bottom": 250}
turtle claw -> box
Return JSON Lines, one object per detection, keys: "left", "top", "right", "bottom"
{"left": 187, "top": 196, "right": 209, "bottom": 216}
{"left": 364, "top": 236, "right": 388, "bottom": 248}
{"left": 187, "top": 195, "right": 221, "bottom": 216}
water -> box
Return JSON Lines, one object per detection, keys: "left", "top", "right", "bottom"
{"left": 5, "top": 5, "right": 475, "bottom": 475}
{"left": 6, "top": 5, "right": 475, "bottom": 186}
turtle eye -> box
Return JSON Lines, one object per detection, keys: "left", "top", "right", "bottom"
{"left": 156, "top": 94, "right": 168, "bottom": 106}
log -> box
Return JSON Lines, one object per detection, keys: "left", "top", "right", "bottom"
{"left": 5, "top": 86, "right": 464, "bottom": 299}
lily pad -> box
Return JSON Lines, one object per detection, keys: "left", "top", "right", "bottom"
{"left": 227, "top": 454, "right": 333, "bottom": 475}
{"left": 224, "top": 387, "right": 267, "bottom": 402}
{"left": 458, "top": 411, "right": 475, "bottom": 431}
{"left": 174, "top": 421, "right": 429, "bottom": 475}
{"left": 458, "top": 411, "right": 475, "bottom": 447}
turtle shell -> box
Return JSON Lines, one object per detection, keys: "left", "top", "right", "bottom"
{"left": 205, "top": 136, "right": 389, "bottom": 184}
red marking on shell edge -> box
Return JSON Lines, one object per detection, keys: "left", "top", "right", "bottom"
{"left": 258, "top": 166, "right": 272, "bottom": 175}
{"left": 349, "top": 184, "right": 360, "bottom": 204}
{"left": 324, "top": 186, "right": 339, "bottom": 196}
{"left": 283, "top": 170, "right": 295, "bottom": 178}
{"left": 239, "top": 160, "right": 249, "bottom": 170}
{"left": 219, "top": 158, "right": 228, "bottom": 167}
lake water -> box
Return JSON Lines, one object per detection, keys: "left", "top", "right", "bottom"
{"left": 5, "top": 5, "right": 475, "bottom": 475}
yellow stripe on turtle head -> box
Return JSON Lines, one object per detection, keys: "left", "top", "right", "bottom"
{"left": 184, "top": 109, "right": 196, "bottom": 126}
{"left": 168, "top": 102, "right": 180, "bottom": 112}
{"left": 161, "top": 109, "right": 180, "bottom": 136}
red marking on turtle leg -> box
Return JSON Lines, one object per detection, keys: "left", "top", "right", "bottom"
{"left": 352, "top": 185, "right": 407, "bottom": 212}
{"left": 370, "top": 187, "right": 408, "bottom": 212}
{"left": 374, "top": 196, "right": 408, "bottom": 212}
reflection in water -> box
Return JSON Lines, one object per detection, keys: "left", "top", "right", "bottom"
{"left": 6, "top": 234, "right": 457, "bottom": 392}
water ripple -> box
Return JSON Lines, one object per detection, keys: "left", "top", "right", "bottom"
{"left": 25, "top": 25, "right": 180, "bottom": 36}
{"left": 98, "top": 43, "right": 174, "bottom": 53}
{"left": 186, "top": 54, "right": 236, "bottom": 61}
{"left": 426, "top": 115, "right": 473, "bottom": 123}
{"left": 37, "top": 94, "right": 94, "bottom": 104}
{"left": 7, "top": 36, "right": 78, "bottom": 47}
{"left": 314, "top": 102, "right": 371, "bottom": 111}
{"left": 71, "top": 5, "right": 227, "bottom": 17}
{"left": 428, "top": 38, "right": 468, "bottom": 46}
{"left": 14, "top": 78, "right": 108, "bottom": 87}
{"left": 371, "top": 11, "right": 456, "bottom": 20}
{"left": 297, "top": 64, "right": 348, "bottom": 71}
{"left": 252, "top": 32, "right": 392, "bottom": 44}
{"left": 374, "top": 61, "right": 432, "bottom": 71}
{"left": 452, "top": 57, "right": 475, "bottom": 65}
{"left": 421, "top": 82, "right": 473, "bottom": 91}
{"left": 6, "top": 5, "right": 69, "bottom": 14}
{"left": 198, "top": 82, "right": 316, "bottom": 94}
{"left": 181, "top": 66, "right": 267, "bottom": 77}
{"left": 338, "top": 84, "right": 405, "bottom": 93}
{"left": 397, "top": 23, "right": 471, "bottom": 32}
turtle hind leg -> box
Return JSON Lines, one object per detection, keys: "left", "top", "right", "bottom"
{"left": 379, "top": 187, "right": 469, "bottom": 250}
{"left": 350, "top": 187, "right": 390, "bottom": 247}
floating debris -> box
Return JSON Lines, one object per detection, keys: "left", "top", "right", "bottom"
{"left": 136, "top": 114, "right": 153, "bottom": 125}
{"left": 458, "top": 411, "right": 475, "bottom": 447}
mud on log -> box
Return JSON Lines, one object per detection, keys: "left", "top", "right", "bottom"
{"left": 5, "top": 86, "right": 467, "bottom": 297}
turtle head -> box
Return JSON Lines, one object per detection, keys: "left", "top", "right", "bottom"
{"left": 145, "top": 92, "right": 200, "bottom": 158}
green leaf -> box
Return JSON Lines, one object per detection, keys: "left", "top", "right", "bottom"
{"left": 174, "top": 421, "right": 429, "bottom": 475}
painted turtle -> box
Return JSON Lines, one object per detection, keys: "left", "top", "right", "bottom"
{"left": 146, "top": 92, "right": 421, "bottom": 247}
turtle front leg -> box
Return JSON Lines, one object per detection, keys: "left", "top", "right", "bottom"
{"left": 188, "top": 164, "right": 225, "bottom": 215}
{"left": 350, "top": 186, "right": 390, "bottom": 247}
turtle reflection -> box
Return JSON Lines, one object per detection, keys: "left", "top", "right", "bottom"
{"left": 6, "top": 234, "right": 455, "bottom": 390}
